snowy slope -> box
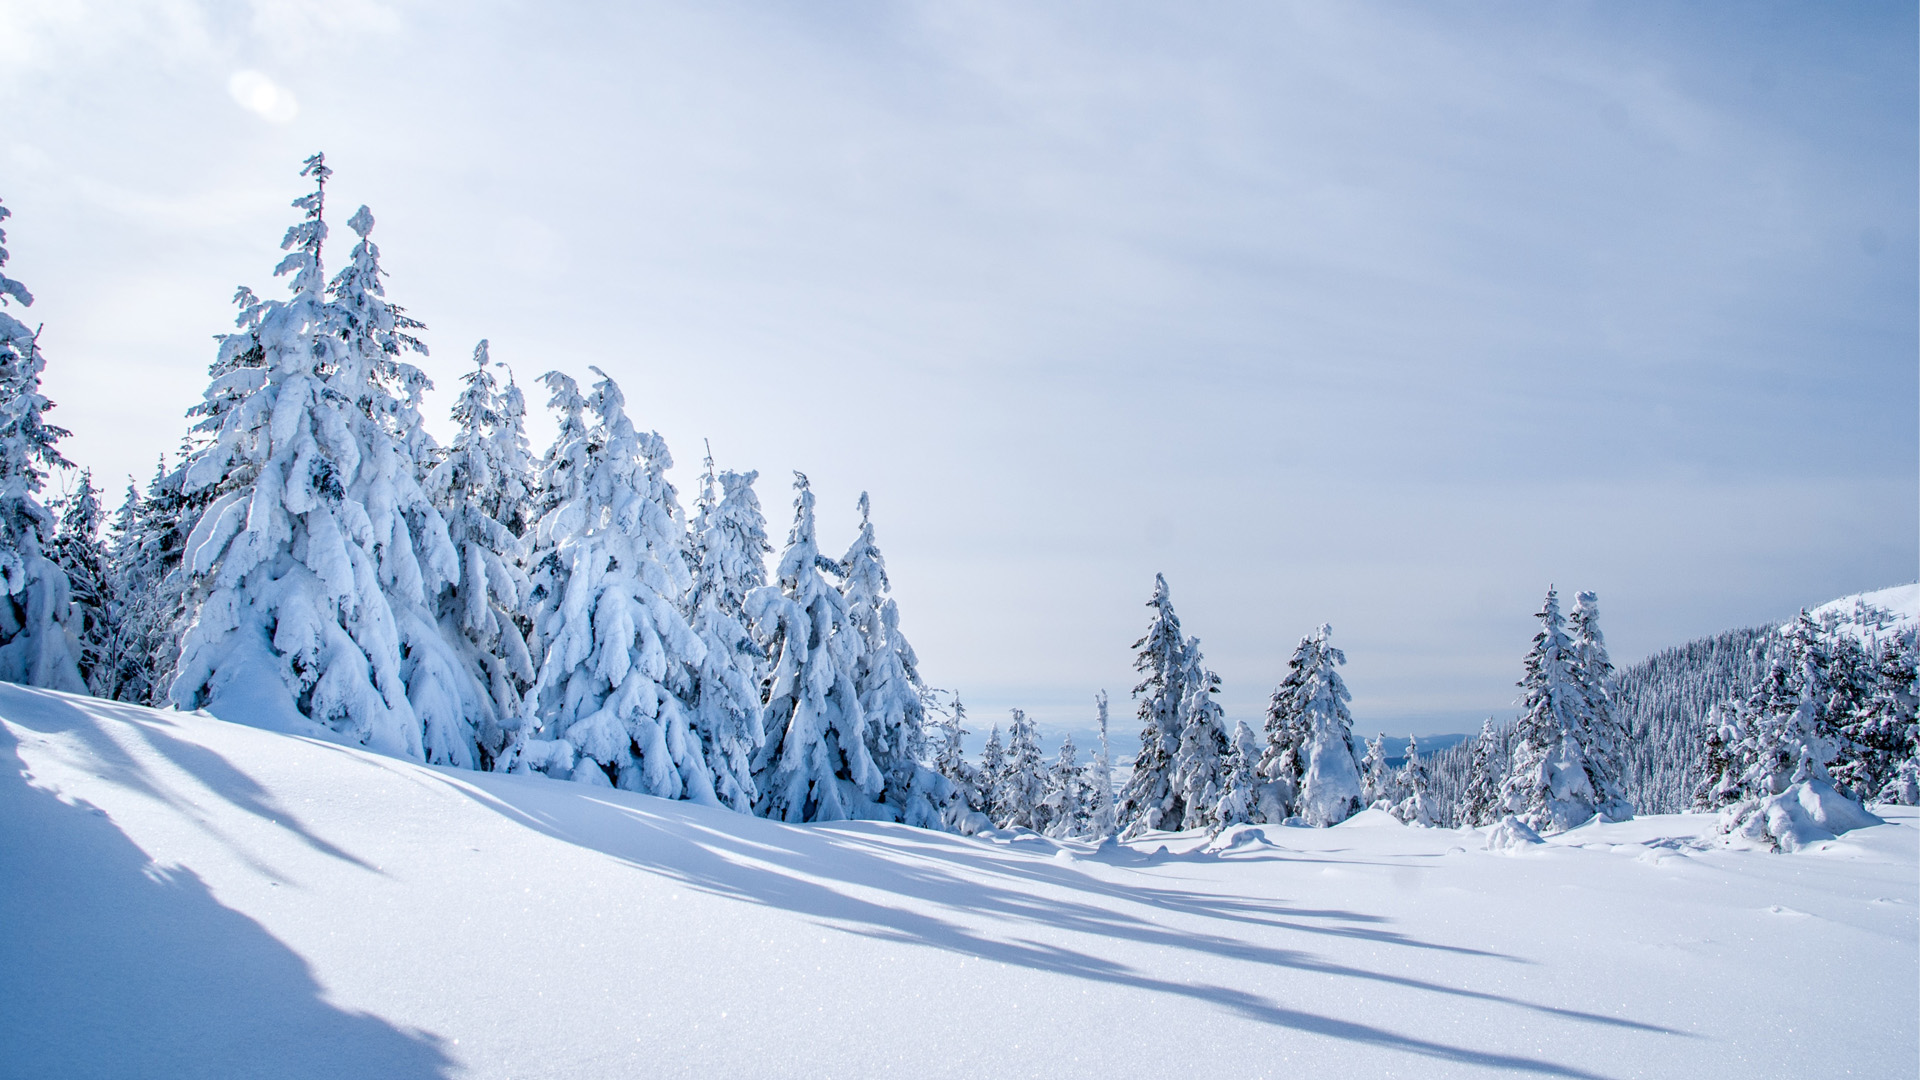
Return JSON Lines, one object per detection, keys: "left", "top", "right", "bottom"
{"left": 2, "top": 685, "right": 1914, "bottom": 1080}
{"left": 1804, "top": 583, "right": 1918, "bottom": 643}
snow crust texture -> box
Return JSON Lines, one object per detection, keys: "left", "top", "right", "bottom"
{"left": 3, "top": 685, "right": 1913, "bottom": 1080}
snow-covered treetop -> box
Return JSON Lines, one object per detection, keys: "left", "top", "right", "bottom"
{"left": 0, "top": 197, "right": 71, "bottom": 504}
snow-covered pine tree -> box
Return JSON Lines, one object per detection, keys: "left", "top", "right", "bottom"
{"left": 172, "top": 166, "right": 486, "bottom": 765}
{"left": 1256, "top": 673, "right": 1308, "bottom": 822}
{"left": 996, "top": 707, "right": 1046, "bottom": 830}
{"left": 685, "top": 452, "right": 772, "bottom": 813}
{"left": 508, "top": 370, "right": 712, "bottom": 798}
{"left": 1168, "top": 643, "right": 1230, "bottom": 831}
{"left": 839, "top": 492, "right": 948, "bottom": 828}
{"left": 104, "top": 457, "right": 192, "bottom": 705}
{"left": 1499, "top": 589, "right": 1606, "bottom": 833}
{"left": 0, "top": 197, "right": 83, "bottom": 693}
{"left": 1860, "top": 630, "right": 1918, "bottom": 805}
{"left": 1719, "top": 612, "right": 1881, "bottom": 850}
{"left": 931, "top": 691, "right": 985, "bottom": 822}
{"left": 1391, "top": 736, "right": 1436, "bottom": 826}
{"left": 1456, "top": 719, "right": 1505, "bottom": 826}
{"left": 1567, "top": 591, "right": 1633, "bottom": 821}
{"left": 426, "top": 341, "right": 537, "bottom": 767}
{"left": 49, "top": 470, "right": 116, "bottom": 695}
{"left": 1116, "top": 574, "right": 1190, "bottom": 837}
{"left": 978, "top": 722, "right": 1005, "bottom": 824}
{"left": 1691, "top": 700, "right": 1751, "bottom": 812}
{"left": 748, "top": 472, "right": 882, "bottom": 821}
{"left": 1044, "top": 734, "right": 1083, "bottom": 838}
{"left": 1087, "top": 690, "right": 1117, "bottom": 837}
{"left": 1834, "top": 627, "right": 1915, "bottom": 802}
{"left": 1213, "top": 718, "right": 1261, "bottom": 828}
{"left": 1360, "top": 734, "right": 1395, "bottom": 810}
{"left": 1267, "top": 625, "right": 1364, "bottom": 827}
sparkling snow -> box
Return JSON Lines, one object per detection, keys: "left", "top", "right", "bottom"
{"left": 3, "top": 685, "right": 1913, "bottom": 1079}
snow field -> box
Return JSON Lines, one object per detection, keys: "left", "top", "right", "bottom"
{"left": 2, "top": 684, "right": 1913, "bottom": 1079}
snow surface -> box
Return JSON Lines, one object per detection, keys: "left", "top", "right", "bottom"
{"left": 3, "top": 684, "right": 1914, "bottom": 1079}
{"left": 1805, "top": 583, "right": 1918, "bottom": 642}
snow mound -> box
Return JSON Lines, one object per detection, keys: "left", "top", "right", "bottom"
{"left": 1485, "top": 815, "right": 1545, "bottom": 852}
{"left": 1721, "top": 779, "right": 1886, "bottom": 853}
{"left": 1332, "top": 807, "right": 1405, "bottom": 828}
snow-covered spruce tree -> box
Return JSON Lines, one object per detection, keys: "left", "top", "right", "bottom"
{"left": 1168, "top": 644, "right": 1231, "bottom": 831}
{"left": 508, "top": 370, "right": 712, "bottom": 797}
{"left": 1690, "top": 700, "right": 1751, "bottom": 813}
{"left": 931, "top": 691, "right": 985, "bottom": 823}
{"left": 1567, "top": 591, "right": 1633, "bottom": 821}
{"left": 1861, "top": 631, "right": 1918, "bottom": 805}
{"left": 1043, "top": 734, "right": 1083, "bottom": 838}
{"left": 1718, "top": 613, "right": 1881, "bottom": 850}
{"left": 1499, "top": 589, "right": 1607, "bottom": 833}
{"left": 103, "top": 458, "right": 192, "bottom": 705}
{"left": 1835, "top": 627, "right": 1915, "bottom": 802}
{"left": 1213, "top": 718, "right": 1261, "bottom": 828}
{"left": 1266, "top": 625, "right": 1364, "bottom": 827}
{"left": 1116, "top": 574, "right": 1191, "bottom": 836}
{"left": 997, "top": 707, "right": 1046, "bottom": 830}
{"left": 1256, "top": 676, "right": 1308, "bottom": 822}
{"left": 1360, "top": 734, "right": 1395, "bottom": 810}
{"left": 685, "top": 451, "right": 771, "bottom": 812}
{"left": 838, "top": 492, "right": 948, "bottom": 828}
{"left": 1391, "top": 736, "right": 1436, "bottom": 826}
{"left": 1087, "top": 690, "right": 1117, "bottom": 837}
{"left": 49, "top": 470, "right": 117, "bottom": 695}
{"left": 748, "top": 472, "right": 882, "bottom": 821}
{"left": 1456, "top": 719, "right": 1505, "bottom": 827}
{"left": 0, "top": 197, "right": 83, "bottom": 693}
{"left": 172, "top": 168, "right": 485, "bottom": 765}
{"left": 425, "top": 342, "right": 537, "bottom": 767}
{"left": 978, "top": 723, "right": 1005, "bottom": 823}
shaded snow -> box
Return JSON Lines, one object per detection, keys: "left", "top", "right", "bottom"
{"left": 2, "top": 685, "right": 1914, "bottom": 1079}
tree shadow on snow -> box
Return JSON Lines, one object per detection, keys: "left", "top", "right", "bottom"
{"left": 437, "top": 770, "right": 1689, "bottom": 1080}
{"left": 0, "top": 695, "right": 454, "bottom": 1080}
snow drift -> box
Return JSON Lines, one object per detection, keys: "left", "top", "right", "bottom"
{"left": 2, "top": 685, "right": 1914, "bottom": 1079}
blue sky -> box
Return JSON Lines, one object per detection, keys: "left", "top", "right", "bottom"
{"left": 2, "top": 1, "right": 1914, "bottom": 742}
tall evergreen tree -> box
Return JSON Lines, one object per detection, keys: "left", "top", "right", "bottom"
{"left": 1360, "top": 734, "right": 1395, "bottom": 809}
{"left": 1856, "top": 630, "right": 1918, "bottom": 804}
{"left": 1567, "top": 591, "right": 1633, "bottom": 821}
{"left": 748, "top": 473, "right": 881, "bottom": 821}
{"left": 1116, "top": 574, "right": 1190, "bottom": 836}
{"left": 49, "top": 470, "right": 115, "bottom": 695}
{"left": 426, "top": 342, "right": 537, "bottom": 766}
{"left": 508, "top": 370, "right": 710, "bottom": 798}
{"left": 1168, "top": 643, "right": 1230, "bottom": 831}
{"left": 839, "top": 492, "right": 947, "bottom": 827}
{"left": 1499, "top": 589, "right": 1606, "bottom": 833}
{"left": 1263, "top": 625, "right": 1364, "bottom": 827}
{"left": 1043, "top": 734, "right": 1084, "bottom": 838}
{"left": 1456, "top": 719, "right": 1505, "bottom": 826}
{"left": 996, "top": 707, "right": 1046, "bottom": 830}
{"left": 1213, "top": 718, "right": 1261, "bottom": 828}
{"left": 1087, "top": 690, "right": 1116, "bottom": 837}
{"left": 978, "top": 722, "right": 1005, "bottom": 824}
{"left": 686, "top": 452, "right": 771, "bottom": 812}
{"left": 931, "top": 691, "right": 984, "bottom": 821}
{"left": 171, "top": 158, "right": 483, "bottom": 764}
{"left": 106, "top": 457, "right": 192, "bottom": 705}
{"left": 0, "top": 196, "right": 83, "bottom": 693}
{"left": 1391, "top": 736, "right": 1436, "bottom": 826}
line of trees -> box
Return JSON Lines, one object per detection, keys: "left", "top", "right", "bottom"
{"left": 0, "top": 158, "right": 946, "bottom": 826}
